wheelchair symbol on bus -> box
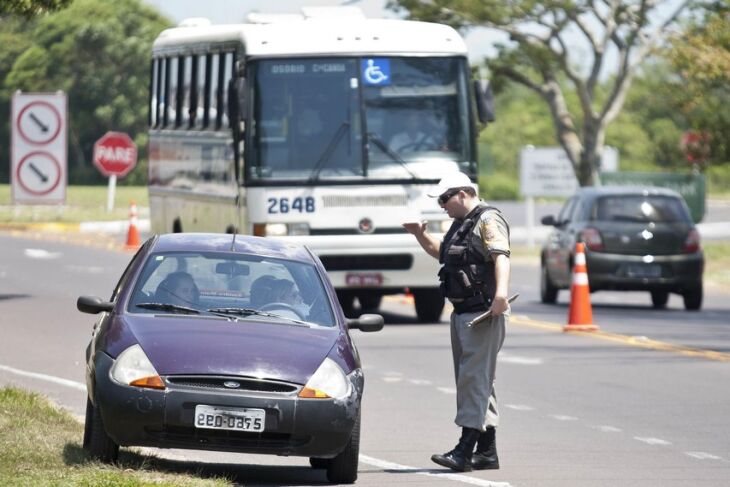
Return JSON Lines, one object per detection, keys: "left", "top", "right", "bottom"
{"left": 362, "top": 59, "right": 390, "bottom": 86}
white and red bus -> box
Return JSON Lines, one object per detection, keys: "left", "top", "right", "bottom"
{"left": 147, "top": 7, "right": 493, "bottom": 321}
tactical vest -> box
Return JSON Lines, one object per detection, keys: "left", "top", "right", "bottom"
{"left": 438, "top": 204, "right": 500, "bottom": 314}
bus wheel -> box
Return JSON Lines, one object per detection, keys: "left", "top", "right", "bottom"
{"left": 336, "top": 290, "right": 356, "bottom": 318}
{"left": 172, "top": 219, "right": 183, "bottom": 233}
{"left": 413, "top": 289, "right": 444, "bottom": 323}
{"left": 357, "top": 293, "right": 381, "bottom": 311}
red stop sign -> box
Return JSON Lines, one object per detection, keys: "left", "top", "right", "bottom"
{"left": 93, "top": 131, "right": 137, "bottom": 177}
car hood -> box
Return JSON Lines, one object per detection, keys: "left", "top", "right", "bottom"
{"left": 122, "top": 314, "right": 339, "bottom": 385}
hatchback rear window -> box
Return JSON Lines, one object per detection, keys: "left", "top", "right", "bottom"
{"left": 591, "top": 195, "right": 691, "bottom": 224}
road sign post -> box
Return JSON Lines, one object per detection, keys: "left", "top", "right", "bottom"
{"left": 93, "top": 131, "right": 137, "bottom": 211}
{"left": 11, "top": 92, "right": 68, "bottom": 204}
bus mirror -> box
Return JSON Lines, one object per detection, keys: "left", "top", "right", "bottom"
{"left": 474, "top": 79, "right": 496, "bottom": 125}
{"left": 227, "top": 78, "right": 246, "bottom": 125}
{"left": 236, "top": 77, "right": 247, "bottom": 119}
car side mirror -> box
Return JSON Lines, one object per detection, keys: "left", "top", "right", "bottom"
{"left": 541, "top": 215, "right": 557, "bottom": 226}
{"left": 346, "top": 314, "right": 384, "bottom": 332}
{"left": 77, "top": 296, "right": 114, "bottom": 314}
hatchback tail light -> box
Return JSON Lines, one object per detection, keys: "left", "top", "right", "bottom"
{"left": 580, "top": 227, "right": 604, "bottom": 251}
{"left": 683, "top": 228, "right": 701, "bottom": 253}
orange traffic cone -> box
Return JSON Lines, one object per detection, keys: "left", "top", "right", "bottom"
{"left": 125, "top": 200, "right": 141, "bottom": 249}
{"left": 564, "top": 242, "right": 599, "bottom": 332}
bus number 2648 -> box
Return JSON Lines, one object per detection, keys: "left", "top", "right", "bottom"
{"left": 267, "top": 197, "right": 315, "bottom": 214}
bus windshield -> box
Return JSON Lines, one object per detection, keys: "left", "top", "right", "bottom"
{"left": 248, "top": 57, "right": 472, "bottom": 183}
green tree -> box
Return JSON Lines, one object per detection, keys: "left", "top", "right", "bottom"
{"left": 1, "top": 0, "right": 72, "bottom": 17}
{"left": 667, "top": 3, "right": 729, "bottom": 167}
{"left": 0, "top": 0, "right": 171, "bottom": 184}
{"left": 389, "top": 0, "right": 698, "bottom": 186}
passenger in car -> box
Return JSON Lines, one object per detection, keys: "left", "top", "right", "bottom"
{"left": 155, "top": 271, "right": 199, "bottom": 306}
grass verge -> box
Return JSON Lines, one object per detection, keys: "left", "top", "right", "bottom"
{"left": 0, "top": 185, "right": 149, "bottom": 223}
{"left": 0, "top": 386, "right": 228, "bottom": 486}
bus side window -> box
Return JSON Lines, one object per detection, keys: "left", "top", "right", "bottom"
{"left": 219, "top": 52, "right": 233, "bottom": 129}
{"left": 167, "top": 57, "right": 178, "bottom": 128}
{"left": 175, "top": 55, "right": 187, "bottom": 128}
{"left": 193, "top": 55, "right": 206, "bottom": 129}
{"left": 202, "top": 54, "right": 212, "bottom": 129}
{"left": 149, "top": 59, "right": 157, "bottom": 128}
{"left": 209, "top": 53, "right": 220, "bottom": 130}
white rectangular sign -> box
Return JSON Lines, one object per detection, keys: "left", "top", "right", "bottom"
{"left": 519, "top": 146, "right": 618, "bottom": 197}
{"left": 11, "top": 92, "right": 67, "bottom": 204}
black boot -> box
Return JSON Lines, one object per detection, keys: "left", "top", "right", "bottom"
{"left": 471, "top": 426, "right": 499, "bottom": 470}
{"left": 431, "top": 427, "right": 480, "bottom": 472}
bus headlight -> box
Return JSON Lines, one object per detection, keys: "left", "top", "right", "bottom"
{"left": 253, "top": 223, "right": 310, "bottom": 237}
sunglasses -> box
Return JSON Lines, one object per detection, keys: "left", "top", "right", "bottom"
{"left": 437, "top": 188, "right": 461, "bottom": 205}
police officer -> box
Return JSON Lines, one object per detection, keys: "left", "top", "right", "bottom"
{"left": 403, "top": 172, "right": 510, "bottom": 472}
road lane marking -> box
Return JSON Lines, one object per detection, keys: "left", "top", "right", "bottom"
{"left": 550, "top": 414, "right": 578, "bottom": 421}
{"left": 510, "top": 315, "right": 730, "bottom": 362}
{"left": 504, "top": 404, "right": 534, "bottom": 411}
{"left": 0, "top": 364, "right": 86, "bottom": 391}
{"left": 593, "top": 425, "right": 622, "bottom": 433}
{"left": 382, "top": 376, "right": 402, "bottom": 383}
{"left": 685, "top": 451, "right": 723, "bottom": 460}
{"left": 408, "top": 379, "right": 432, "bottom": 385}
{"left": 437, "top": 387, "right": 456, "bottom": 394}
{"left": 24, "top": 248, "right": 62, "bottom": 259}
{"left": 359, "top": 454, "right": 512, "bottom": 486}
{"left": 498, "top": 354, "right": 543, "bottom": 365}
{"left": 634, "top": 436, "right": 671, "bottom": 446}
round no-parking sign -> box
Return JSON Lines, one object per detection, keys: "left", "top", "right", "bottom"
{"left": 11, "top": 92, "right": 67, "bottom": 204}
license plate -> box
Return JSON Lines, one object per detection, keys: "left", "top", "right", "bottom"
{"left": 346, "top": 272, "right": 383, "bottom": 287}
{"left": 194, "top": 405, "right": 265, "bottom": 432}
{"left": 627, "top": 264, "right": 661, "bottom": 278}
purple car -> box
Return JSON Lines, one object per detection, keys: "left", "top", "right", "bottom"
{"left": 78, "top": 233, "right": 383, "bottom": 484}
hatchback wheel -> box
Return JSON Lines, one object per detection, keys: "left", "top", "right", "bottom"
{"left": 683, "top": 284, "right": 703, "bottom": 311}
{"left": 650, "top": 290, "right": 669, "bottom": 309}
{"left": 84, "top": 397, "right": 119, "bottom": 463}
{"left": 540, "top": 263, "right": 558, "bottom": 304}
{"left": 326, "top": 412, "right": 360, "bottom": 484}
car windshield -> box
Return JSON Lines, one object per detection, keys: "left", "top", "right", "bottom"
{"left": 248, "top": 56, "right": 472, "bottom": 183}
{"left": 128, "top": 251, "right": 335, "bottom": 327}
{"left": 591, "top": 195, "right": 692, "bottom": 224}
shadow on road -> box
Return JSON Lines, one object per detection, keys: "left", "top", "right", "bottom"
{"left": 63, "top": 442, "right": 332, "bottom": 485}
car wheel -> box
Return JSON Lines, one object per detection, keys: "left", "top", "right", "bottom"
{"left": 84, "top": 397, "right": 119, "bottom": 463}
{"left": 357, "top": 293, "right": 381, "bottom": 311}
{"left": 309, "top": 457, "right": 329, "bottom": 469}
{"left": 413, "top": 289, "right": 444, "bottom": 322}
{"left": 326, "top": 412, "right": 360, "bottom": 484}
{"left": 683, "top": 284, "right": 702, "bottom": 311}
{"left": 540, "top": 262, "right": 558, "bottom": 304}
{"left": 650, "top": 290, "right": 669, "bottom": 309}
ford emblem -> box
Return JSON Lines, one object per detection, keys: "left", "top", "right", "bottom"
{"left": 223, "top": 381, "right": 241, "bottom": 389}
{"left": 358, "top": 218, "right": 374, "bottom": 234}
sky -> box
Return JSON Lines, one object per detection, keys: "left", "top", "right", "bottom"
{"left": 142, "top": 0, "right": 505, "bottom": 64}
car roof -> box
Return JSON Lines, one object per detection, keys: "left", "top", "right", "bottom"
{"left": 575, "top": 186, "right": 683, "bottom": 199}
{"left": 150, "top": 233, "right": 316, "bottom": 263}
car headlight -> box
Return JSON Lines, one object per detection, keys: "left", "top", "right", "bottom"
{"left": 110, "top": 344, "right": 165, "bottom": 390}
{"left": 298, "top": 357, "right": 350, "bottom": 399}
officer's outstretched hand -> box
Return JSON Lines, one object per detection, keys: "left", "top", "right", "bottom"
{"left": 402, "top": 221, "right": 427, "bottom": 236}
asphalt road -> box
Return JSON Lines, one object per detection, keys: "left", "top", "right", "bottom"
{"left": 1, "top": 232, "right": 729, "bottom": 486}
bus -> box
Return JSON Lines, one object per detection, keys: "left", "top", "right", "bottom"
{"left": 147, "top": 7, "right": 493, "bottom": 322}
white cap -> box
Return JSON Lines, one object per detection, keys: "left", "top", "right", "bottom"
{"left": 426, "top": 172, "right": 473, "bottom": 197}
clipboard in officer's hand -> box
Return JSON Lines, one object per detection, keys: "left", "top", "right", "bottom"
{"left": 466, "top": 294, "right": 519, "bottom": 328}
